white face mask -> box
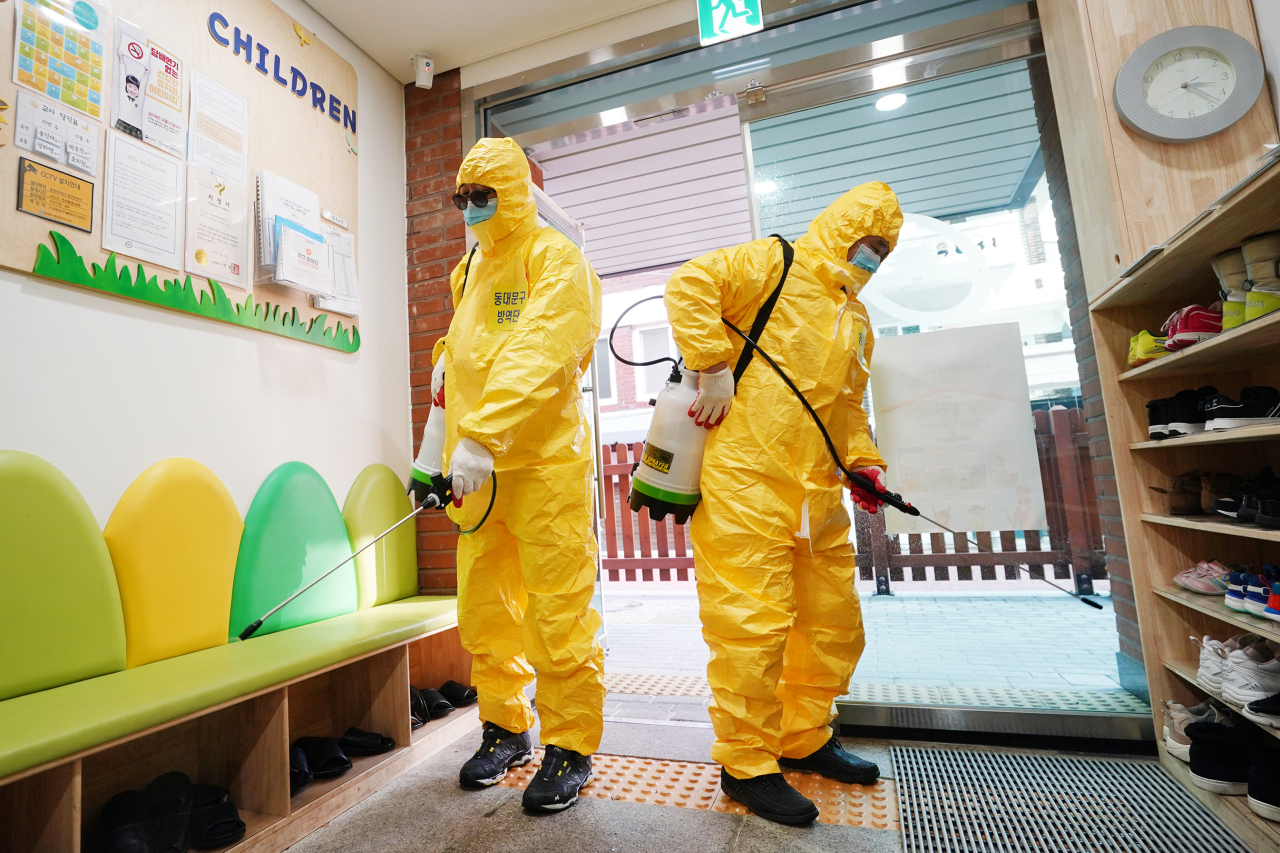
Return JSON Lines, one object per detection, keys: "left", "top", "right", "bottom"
{"left": 850, "top": 244, "right": 882, "bottom": 273}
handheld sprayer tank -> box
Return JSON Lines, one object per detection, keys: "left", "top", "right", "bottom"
{"left": 629, "top": 367, "right": 708, "bottom": 524}
{"left": 411, "top": 400, "right": 452, "bottom": 508}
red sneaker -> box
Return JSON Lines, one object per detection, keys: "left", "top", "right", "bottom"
{"left": 1163, "top": 303, "right": 1223, "bottom": 351}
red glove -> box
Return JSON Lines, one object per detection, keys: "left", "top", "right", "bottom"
{"left": 848, "top": 466, "right": 887, "bottom": 514}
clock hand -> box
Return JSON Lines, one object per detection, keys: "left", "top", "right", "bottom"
{"left": 1186, "top": 82, "right": 1221, "bottom": 102}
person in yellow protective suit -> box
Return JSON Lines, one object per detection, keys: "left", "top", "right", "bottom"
{"left": 416, "top": 137, "right": 604, "bottom": 813}
{"left": 665, "top": 182, "right": 902, "bottom": 825}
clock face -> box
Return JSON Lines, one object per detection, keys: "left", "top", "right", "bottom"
{"left": 1142, "top": 47, "right": 1236, "bottom": 119}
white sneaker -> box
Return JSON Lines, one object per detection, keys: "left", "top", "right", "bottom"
{"left": 1223, "top": 641, "right": 1280, "bottom": 705}
{"left": 1164, "top": 699, "right": 1229, "bottom": 762}
{"left": 1195, "top": 633, "right": 1260, "bottom": 695}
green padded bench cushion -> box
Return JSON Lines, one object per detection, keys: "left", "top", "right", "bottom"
{"left": 0, "top": 596, "right": 458, "bottom": 780}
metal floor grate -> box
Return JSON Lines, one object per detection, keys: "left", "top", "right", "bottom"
{"left": 893, "top": 746, "right": 1250, "bottom": 853}
{"left": 847, "top": 683, "right": 1151, "bottom": 714}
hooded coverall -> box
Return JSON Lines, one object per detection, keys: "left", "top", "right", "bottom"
{"left": 434, "top": 138, "right": 605, "bottom": 755}
{"left": 665, "top": 182, "right": 903, "bottom": 779}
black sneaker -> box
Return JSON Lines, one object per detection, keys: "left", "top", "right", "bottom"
{"left": 1204, "top": 386, "right": 1280, "bottom": 431}
{"left": 778, "top": 737, "right": 879, "bottom": 784}
{"left": 1187, "top": 720, "right": 1250, "bottom": 794}
{"left": 458, "top": 723, "right": 533, "bottom": 788}
{"left": 1249, "top": 741, "right": 1280, "bottom": 822}
{"left": 1226, "top": 467, "right": 1276, "bottom": 524}
{"left": 1165, "top": 386, "right": 1217, "bottom": 437}
{"left": 1245, "top": 691, "right": 1280, "bottom": 727}
{"left": 1147, "top": 395, "right": 1175, "bottom": 440}
{"left": 522, "top": 745, "right": 593, "bottom": 812}
{"left": 720, "top": 769, "right": 819, "bottom": 825}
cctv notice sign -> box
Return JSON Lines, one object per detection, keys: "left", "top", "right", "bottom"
{"left": 697, "top": 0, "right": 763, "bottom": 46}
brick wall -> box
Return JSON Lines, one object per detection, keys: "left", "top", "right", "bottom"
{"left": 405, "top": 69, "right": 465, "bottom": 594}
{"left": 1027, "top": 58, "right": 1146, "bottom": 699}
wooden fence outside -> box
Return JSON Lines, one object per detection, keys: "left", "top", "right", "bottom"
{"left": 598, "top": 406, "right": 1103, "bottom": 589}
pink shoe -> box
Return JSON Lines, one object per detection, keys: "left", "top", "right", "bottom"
{"left": 1163, "top": 303, "right": 1223, "bottom": 351}
{"left": 1174, "top": 560, "right": 1232, "bottom": 594}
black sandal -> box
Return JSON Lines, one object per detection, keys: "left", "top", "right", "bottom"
{"left": 410, "top": 686, "right": 430, "bottom": 729}
{"left": 290, "top": 746, "right": 314, "bottom": 794}
{"left": 292, "top": 737, "right": 352, "bottom": 779}
{"left": 439, "top": 680, "right": 477, "bottom": 707}
{"left": 143, "top": 771, "right": 194, "bottom": 853}
{"left": 421, "top": 687, "right": 454, "bottom": 719}
{"left": 97, "top": 789, "right": 150, "bottom": 853}
{"left": 339, "top": 726, "right": 395, "bottom": 757}
{"left": 189, "top": 784, "right": 246, "bottom": 850}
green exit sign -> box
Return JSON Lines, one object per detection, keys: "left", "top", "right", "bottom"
{"left": 697, "top": 0, "right": 763, "bottom": 46}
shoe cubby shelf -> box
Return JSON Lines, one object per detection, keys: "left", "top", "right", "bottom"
{"left": 1091, "top": 144, "right": 1280, "bottom": 851}
{"left": 1163, "top": 659, "right": 1280, "bottom": 743}
{"left": 1092, "top": 158, "right": 1280, "bottom": 311}
{"left": 0, "top": 626, "right": 478, "bottom": 853}
{"left": 1131, "top": 423, "right": 1280, "bottom": 451}
{"left": 1120, "top": 309, "right": 1280, "bottom": 383}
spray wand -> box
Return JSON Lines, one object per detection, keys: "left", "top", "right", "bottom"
{"left": 723, "top": 319, "right": 1103, "bottom": 610}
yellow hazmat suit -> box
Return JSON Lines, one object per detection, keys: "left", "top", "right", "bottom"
{"left": 435, "top": 138, "right": 605, "bottom": 755}
{"left": 665, "top": 182, "right": 903, "bottom": 778}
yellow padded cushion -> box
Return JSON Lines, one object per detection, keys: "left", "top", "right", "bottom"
{"left": 343, "top": 464, "right": 419, "bottom": 608}
{"left": 0, "top": 450, "right": 126, "bottom": 702}
{"left": 104, "top": 459, "right": 243, "bottom": 668}
{"left": 0, "top": 596, "right": 458, "bottom": 779}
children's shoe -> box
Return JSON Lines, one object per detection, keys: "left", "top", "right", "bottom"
{"left": 1203, "top": 386, "right": 1280, "bottom": 431}
{"left": 1214, "top": 248, "right": 1250, "bottom": 331}
{"left": 1162, "top": 303, "right": 1223, "bottom": 351}
{"left": 1265, "top": 584, "right": 1280, "bottom": 623}
{"left": 1173, "top": 561, "right": 1232, "bottom": 595}
{"left": 1226, "top": 573, "right": 1253, "bottom": 611}
{"left": 1129, "top": 330, "right": 1173, "bottom": 367}
{"left": 1246, "top": 566, "right": 1280, "bottom": 616}
{"left": 1244, "top": 232, "right": 1280, "bottom": 323}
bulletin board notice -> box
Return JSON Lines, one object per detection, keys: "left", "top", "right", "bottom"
{"left": 0, "top": 0, "right": 361, "bottom": 352}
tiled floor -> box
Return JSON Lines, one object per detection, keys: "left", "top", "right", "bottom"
{"left": 602, "top": 585, "right": 1133, "bottom": 698}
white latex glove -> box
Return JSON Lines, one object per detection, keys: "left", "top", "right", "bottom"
{"left": 448, "top": 437, "right": 494, "bottom": 503}
{"left": 431, "top": 359, "right": 446, "bottom": 408}
{"left": 688, "top": 368, "right": 735, "bottom": 429}
{"left": 848, "top": 466, "right": 887, "bottom": 514}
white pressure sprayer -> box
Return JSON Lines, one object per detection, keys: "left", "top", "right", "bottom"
{"left": 410, "top": 399, "right": 451, "bottom": 509}
{"left": 629, "top": 366, "right": 707, "bottom": 524}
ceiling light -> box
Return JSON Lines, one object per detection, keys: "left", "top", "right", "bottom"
{"left": 599, "top": 107, "right": 628, "bottom": 126}
{"left": 755, "top": 180, "right": 777, "bottom": 195}
{"left": 875, "top": 93, "right": 907, "bottom": 111}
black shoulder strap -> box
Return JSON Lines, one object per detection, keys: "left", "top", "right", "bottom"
{"left": 732, "top": 235, "right": 793, "bottom": 385}
{"left": 458, "top": 245, "right": 478, "bottom": 300}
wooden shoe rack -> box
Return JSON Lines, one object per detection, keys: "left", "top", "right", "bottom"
{"left": 1092, "top": 156, "right": 1280, "bottom": 852}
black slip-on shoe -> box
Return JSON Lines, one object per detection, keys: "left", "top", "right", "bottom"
{"left": 1187, "top": 720, "right": 1250, "bottom": 795}
{"left": 522, "top": 745, "right": 593, "bottom": 812}
{"left": 459, "top": 723, "right": 533, "bottom": 788}
{"left": 778, "top": 736, "right": 880, "bottom": 785}
{"left": 719, "top": 769, "right": 819, "bottom": 826}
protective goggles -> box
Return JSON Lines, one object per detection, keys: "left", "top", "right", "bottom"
{"left": 451, "top": 190, "right": 496, "bottom": 210}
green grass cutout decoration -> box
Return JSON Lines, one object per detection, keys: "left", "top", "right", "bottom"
{"left": 32, "top": 230, "right": 360, "bottom": 353}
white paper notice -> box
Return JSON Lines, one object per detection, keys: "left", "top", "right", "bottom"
{"left": 112, "top": 19, "right": 187, "bottom": 158}
{"left": 14, "top": 93, "right": 100, "bottom": 176}
{"left": 189, "top": 70, "right": 248, "bottom": 187}
{"left": 314, "top": 225, "right": 360, "bottom": 316}
{"left": 274, "top": 216, "right": 333, "bottom": 297}
{"left": 186, "top": 165, "right": 248, "bottom": 290}
{"left": 104, "top": 132, "right": 184, "bottom": 271}
{"left": 257, "top": 170, "right": 320, "bottom": 269}
{"left": 869, "top": 323, "right": 1048, "bottom": 536}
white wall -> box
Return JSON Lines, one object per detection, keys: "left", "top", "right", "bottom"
{"left": 1256, "top": 0, "right": 1280, "bottom": 129}
{"left": 0, "top": 0, "right": 409, "bottom": 524}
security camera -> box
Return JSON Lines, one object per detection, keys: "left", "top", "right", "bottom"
{"left": 413, "top": 54, "right": 434, "bottom": 89}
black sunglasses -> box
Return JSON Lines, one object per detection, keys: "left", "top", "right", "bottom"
{"left": 451, "top": 190, "right": 496, "bottom": 211}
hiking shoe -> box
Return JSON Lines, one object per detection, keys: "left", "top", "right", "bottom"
{"left": 719, "top": 769, "right": 819, "bottom": 826}
{"left": 458, "top": 723, "right": 533, "bottom": 788}
{"left": 1165, "top": 387, "right": 1217, "bottom": 436}
{"left": 1223, "top": 640, "right": 1280, "bottom": 705}
{"left": 1173, "top": 561, "right": 1232, "bottom": 595}
{"left": 1249, "top": 741, "right": 1280, "bottom": 822}
{"left": 778, "top": 737, "right": 879, "bottom": 784}
{"left": 1163, "top": 699, "right": 1229, "bottom": 762}
{"left": 1203, "top": 386, "right": 1280, "bottom": 431}
{"left": 1130, "top": 330, "right": 1173, "bottom": 367}
{"left": 1245, "top": 691, "right": 1280, "bottom": 728}
{"left": 1187, "top": 721, "right": 1250, "bottom": 794}
{"left": 1162, "top": 303, "right": 1222, "bottom": 351}
{"left": 522, "top": 745, "right": 593, "bottom": 812}
{"left": 1246, "top": 567, "right": 1280, "bottom": 615}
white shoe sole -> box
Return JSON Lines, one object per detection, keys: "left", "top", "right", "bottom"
{"left": 1197, "top": 673, "right": 1223, "bottom": 695}
{"left": 1246, "top": 599, "right": 1271, "bottom": 616}
{"left": 1165, "top": 738, "right": 1191, "bottom": 763}
{"left": 1249, "top": 796, "right": 1280, "bottom": 822}
{"left": 464, "top": 751, "right": 534, "bottom": 787}
{"left": 1242, "top": 706, "right": 1280, "bottom": 727}
{"left": 1225, "top": 596, "right": 1249, "bottom": 612}
{"left": 524, "top": 770, "right": 593, "bottom": 811}
{"left": 1190, "top": 772, "right": 1248, "bottom": 795}
{"left": 1206, "top": 417, "right": 1280, "bottom": 430}
{"left": 1224, "top": 684, "right": 1278, "bottom": 706}
{"left": 1167, "top": 423, "right": 1206, "bottom": 435}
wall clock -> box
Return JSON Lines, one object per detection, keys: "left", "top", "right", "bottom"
{"left": 1113, "top": 25, "right": 1264, "bottom": 143}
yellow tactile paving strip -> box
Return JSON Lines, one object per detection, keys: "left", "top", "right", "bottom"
{"left": 499, "top": 750, "right": 899, "bottom": 830}
{"left": 605, "top": 673, "right": 712, "bottom": 697}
